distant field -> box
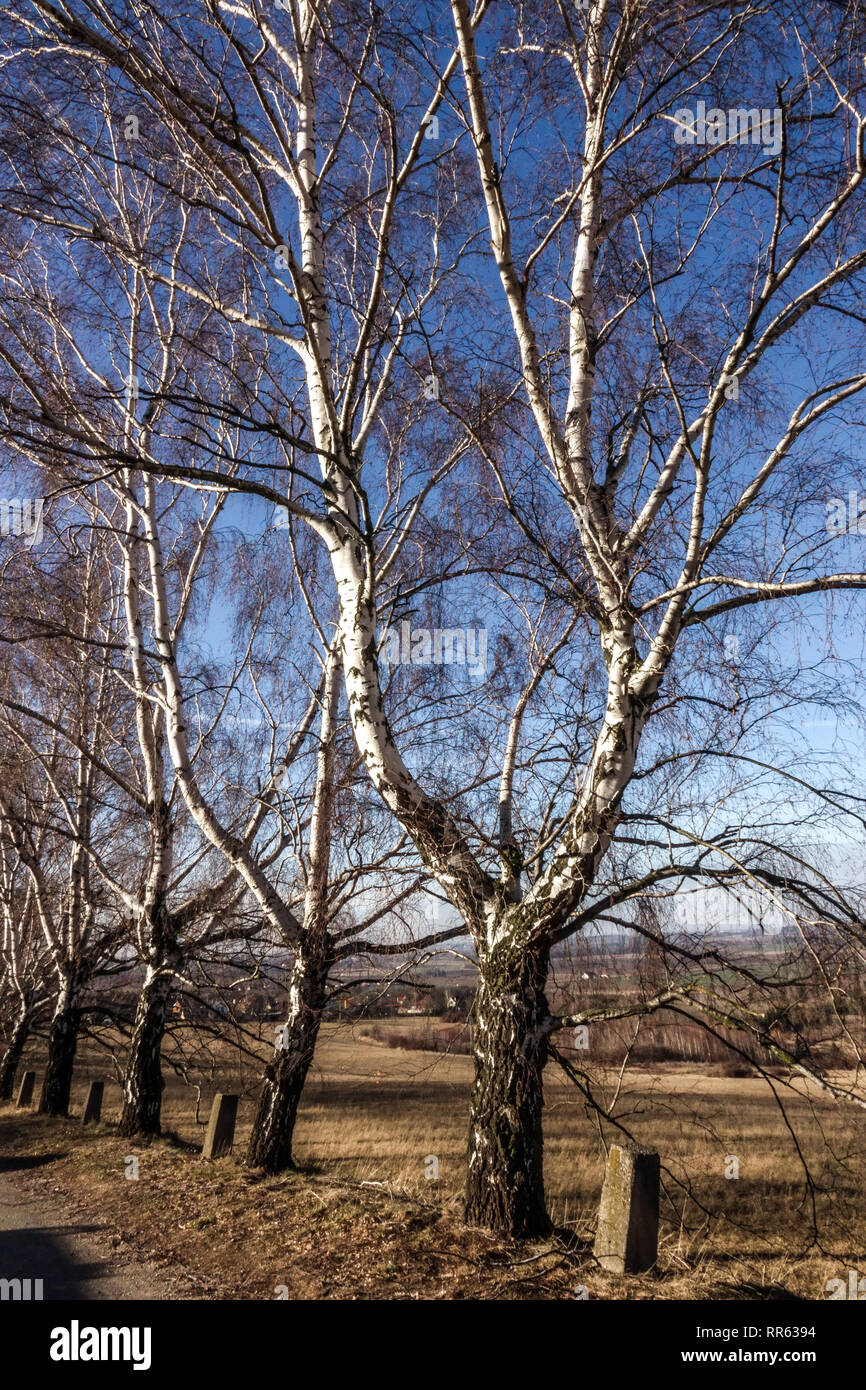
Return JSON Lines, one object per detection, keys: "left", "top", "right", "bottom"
{"left": 8, "top": 1015, "right": 866, "bottom": 1299}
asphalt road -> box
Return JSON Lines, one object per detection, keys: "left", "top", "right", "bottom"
{"left": 0, "top": 1157, "right": 168, "bottom": 1300}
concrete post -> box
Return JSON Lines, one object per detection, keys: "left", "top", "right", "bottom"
{"left": 593, "top": 1142, "right": 660, "bottom": 1274}
{"left": 202, "top": 1093, "right": 239, "bottom": 1159}
{"left": 15, "top": 1070, "right": 36, "bottom": 1109}
{"left": 81, "top": 1080, "right": 104, "bottom": 1125}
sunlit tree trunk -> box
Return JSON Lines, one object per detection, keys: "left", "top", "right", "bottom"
{"left": 248, "top": 653, "right": 340, "bottom": 1172}
{"left": 39, "top": 965, "right": 82, "bottom": 1116}
{"left": 247, "top": 941, "right": 331, "bottom": 1172}
{"left": 0, "top": 1001, "right": 31, "bottom": 1102}
{"left": 117, "top": 948, "right": 176, "bottom": 1138}
{"left": 465, "top": 936, "right": 552, "bottom": 1236}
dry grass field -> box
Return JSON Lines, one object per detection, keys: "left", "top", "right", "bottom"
{"left": 4, "top": 1015, "right": 865, "bottom": 1299}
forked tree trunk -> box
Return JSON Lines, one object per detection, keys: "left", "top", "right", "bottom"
{"left": 39, "top": 971, "right": 82, "bottom": 1117}
{"left": 465, "top": 937, "right": 552, "bottom": 1237}
{"left": 0, "top": 1005, "right": 31, "bottom": 1102}
{"left": 117, "top": 962, "right": 175, "bottom": 1138}
{"left": 247, "top": 948, "right": 330, "bottom": 1172}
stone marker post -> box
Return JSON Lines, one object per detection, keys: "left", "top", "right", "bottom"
{"left": 82, "top": 1080, "right": 104, "bottom": 1125}
{"left": 202, "top": 1093, "right": 239, "bottom": 1159}
{"left": 593, "top": 1142, "right": 660, "bottom": 1274}
{"left": 15, "top": 1070, "right": 36, "bottom": 1108}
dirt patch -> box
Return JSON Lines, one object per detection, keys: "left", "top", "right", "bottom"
{"left": 0, "top": 1162, "right": 197, "bottom": 1300}
{"left": 4, "top": 1038, "right": 859, "bottom": 1301}
{"left": 0, "top": 1109, "right": 589, "bottom": 1300}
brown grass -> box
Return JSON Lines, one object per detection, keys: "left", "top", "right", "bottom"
{"left": 4, "top": 1016, "right": 865, "bottom": 1299}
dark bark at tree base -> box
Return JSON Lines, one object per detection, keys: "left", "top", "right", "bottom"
{"left": 0, "top": 1011, "right": 31, "bottom": 1102}
{"left": 464, "top": 938, "right": 552, "bottom": 1238}
{"left": 117, "top": 965, "right": 174, "bottom": 1138}
{"left": 39, "top": 996, "right": 81, "bottom": 1117}
{"left": 247, "top": 954, "right": 329, "bottom": 1173}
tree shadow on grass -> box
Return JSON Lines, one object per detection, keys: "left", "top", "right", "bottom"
{"left": 704, "top": 1281, "right": 807, "bottom": 1300}
{"left": 0, "top": 1153, "right": 66, "bottom": 1173}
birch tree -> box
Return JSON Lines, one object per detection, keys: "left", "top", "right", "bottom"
{"left": 432, "top": 0, "right": 866, "bottom": 1232}
{"left": 0, "top": 111, "right": 459, "bottom": 1161}
{"left": 1, "top": 0, "right": 480, "bottom": 1162}
{"left": 0, "top": 820, "right": 52, "bottom": 1100}
{"left": 0, "top": 214, "right": 230, "bottom": 1133}
{"left": 0, "top": 523, "right": 125, "bottom": 1115}
{"left": 8, "top": 0, "right": 866, "bottom": 1238}
{"left": 111, "top": 465, "right": 462, "bottom": 1170}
